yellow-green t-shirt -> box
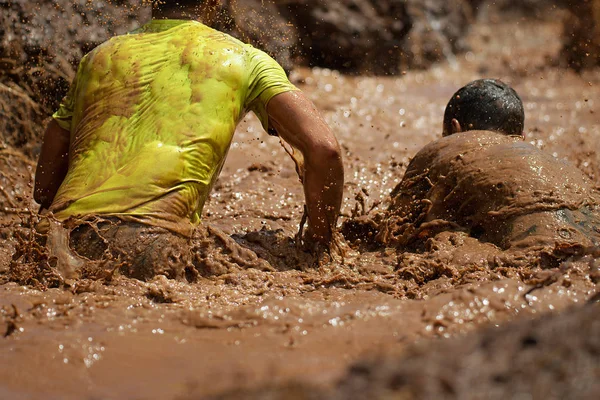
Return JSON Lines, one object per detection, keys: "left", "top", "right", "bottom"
{"left": 50, "top": 19, "right": 298, "bottom": 237}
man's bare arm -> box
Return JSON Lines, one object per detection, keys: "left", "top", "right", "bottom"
{"left": 34, "top": 120, "right": 70, "bottom": 210}
{"left": 266, "top": 91, "right": 344, "bottom": 245}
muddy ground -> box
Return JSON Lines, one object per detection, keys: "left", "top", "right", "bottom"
{"left": 1, "top": 6, "right": 600, "bottom": 400}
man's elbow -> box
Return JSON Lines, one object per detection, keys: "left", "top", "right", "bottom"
{"left": 309, "top": 141, "right": 343, "bottom": 166}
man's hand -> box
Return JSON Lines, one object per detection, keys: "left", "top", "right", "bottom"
{"left": 34, "top": 119, "right": 71, "bottom": 210}
{"left": 266, "top": 91, "right": 344, "bottom": 246}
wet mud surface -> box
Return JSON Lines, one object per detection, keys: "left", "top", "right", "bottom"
{"left": 213, "top": 301, "right": 600, "bottom": 400}
{"left": 1, "top": 14, "right": 600, "bottom": 400}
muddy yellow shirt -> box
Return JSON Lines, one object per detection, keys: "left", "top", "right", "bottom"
{"left": 50, "top": 19, "right": 297, "bottom": 236}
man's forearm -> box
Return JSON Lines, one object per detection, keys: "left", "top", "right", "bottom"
{"left": 265, "top": 91, "right": 344, "bottom": 245}
{"left": 303, "top": 151, "right": 344, "bottom": 244}
{"left": 34, "top": 120, "right": 70, "bottom": 209}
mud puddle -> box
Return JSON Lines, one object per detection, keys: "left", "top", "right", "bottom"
{"left": 1, "top": 16, "right": 599, "bottom": 400}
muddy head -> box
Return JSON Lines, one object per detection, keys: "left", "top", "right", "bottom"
{"left": 381, "top": 131, "right": 600, "bottom": 251}
{"left": 442, "top": 79, "right": 525, "bottom": 137}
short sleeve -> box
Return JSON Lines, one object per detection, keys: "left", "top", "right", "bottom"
{"left": 52, "top": 81, "right": 76, "bottom": 131}
{"left": 52, "top": 54, "right": 88, "bottom": 131}
{"left": 244, "top": 47, "right": 299, "bottom": 134}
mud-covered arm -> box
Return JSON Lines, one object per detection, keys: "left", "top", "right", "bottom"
{"left": 267, "top": 91, "right": 344, "bottom": 245}
{"left": 34, "top": 119, "right": 70, "bottom": 210}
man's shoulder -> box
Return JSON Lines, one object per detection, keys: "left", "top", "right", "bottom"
{"left": 405, "top": 131, "right": 521, "bottom": 177}
{"left": 439, "top": 130, "right": 518, "bottom": 146}
{"left": 168, "top": 21, "right": 251, "bottom": 51}
{"left": 419, "top": 131, "right": 519, "bottom": 158}
{"left": 87, "top": 21, "right": 254, "bottom": 60}
{"left": 84, "top": 28, "right": 138, "bottom": 56}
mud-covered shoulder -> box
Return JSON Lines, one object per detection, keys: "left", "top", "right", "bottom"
{"left": 379, "top": 130, "right": 600, "bottom": 250}
{"left": 397, "top": 131, "right": 517, "bottom": 184}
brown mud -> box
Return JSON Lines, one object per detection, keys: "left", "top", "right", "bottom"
{"left": 212, "top": 301, "right": 600, "bottom": 400}
{"left": 1, "top": 8, "right": 600, "bottom": 400}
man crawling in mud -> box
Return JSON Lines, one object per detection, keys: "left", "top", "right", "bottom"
{"left": 33, "top": 0, "right": 344, "bottom": 280}
{"left": 378, "top": 79, "right": 600, "bottom": 254}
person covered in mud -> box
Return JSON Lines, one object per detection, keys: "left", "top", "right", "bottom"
{"left": 378, "top": 79, "right": 600, "bottom": 253}
{"left": 33, "top": 0, "right": 344, "bottom": 280}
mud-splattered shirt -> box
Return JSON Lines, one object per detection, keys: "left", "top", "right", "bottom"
{"left": 51, "top": 19, "right": 298, "bottom": 236}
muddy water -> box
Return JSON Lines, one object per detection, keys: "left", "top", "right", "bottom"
{"left": 1, "top": 18, "right": 599, "bottom": 400}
